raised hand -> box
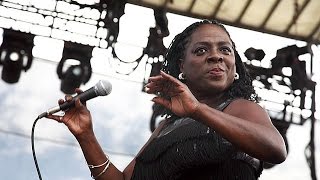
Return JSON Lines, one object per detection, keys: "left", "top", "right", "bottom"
{"left": 46, "top": 88, "right": 94, "bottom": 138}
{"left": 145, "top": 71, "right": 200, "bottom": 117}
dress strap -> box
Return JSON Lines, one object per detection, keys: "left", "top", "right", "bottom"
{"left": 215, "top": 98, "right": 234, "bottom": 111}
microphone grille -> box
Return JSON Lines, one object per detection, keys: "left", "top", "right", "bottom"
{"left": 95, "top": 80, "right": 112, "bottom": 96}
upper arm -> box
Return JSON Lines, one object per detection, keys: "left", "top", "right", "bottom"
{"left": 122, "top": 120, "right": 167, "bottom": 180}
{"left": 223, "top": 99, "right": 287, "bottom": 163}
{"left": 224, "top": 99, "right": 273, "bottom": 127}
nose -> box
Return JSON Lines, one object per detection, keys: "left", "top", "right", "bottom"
{"left": 206, "top": 50, "right": 223, "bottom": 63}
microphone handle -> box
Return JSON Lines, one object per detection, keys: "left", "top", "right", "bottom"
{"left": 60, "top": 87, "right": 97, "bottom": 111}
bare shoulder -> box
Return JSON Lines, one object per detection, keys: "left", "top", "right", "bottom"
{"left": 224, "top": 98, "right": 271, "bottom": 124}
{"left": 227, "top": 98, "right": 262, "bottom": 110}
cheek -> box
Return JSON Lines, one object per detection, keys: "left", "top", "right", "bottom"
{"left": 226, "top": 61, "right": 236, "bottom": 78}
{"left": 231, "top": 64, "right": 236, "bottom": 74}
{"left": 182, "top": 57, "right": 202, "bottom": 71}
{"left": 228, "top": 57, "right": 236, "bottom": 72}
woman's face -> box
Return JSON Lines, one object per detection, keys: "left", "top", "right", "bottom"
{"left": 180, "top": 24, "right": 236, "bottom": 96}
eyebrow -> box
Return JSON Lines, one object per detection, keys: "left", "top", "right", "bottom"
{"left": 193, "top": 40, "right": 233, "bottom": 47}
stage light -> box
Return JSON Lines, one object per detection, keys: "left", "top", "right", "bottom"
{"left": 100, "top": 0, "right": 126, "bottom": 48}
{"left": 57, "top": 42, "right": 93, "bottom": 94}
{"left": 141, "top": 24, "right": 168, "bottom": 92}
{"left": 154, "top": 8, "right": 169, "bottom": 37}
{"left": 144, "top": 27, "right": 167, "bottom": 59}
{"left": 244, "top": 47, "right": 265, "bottom": 61}
{"left": 271, "top": 44, "right": 311, "bottom": 70}
{"left": 142, "top": 8, "right": 169, "bottom": 60}
{"left": 270, "top": 44, "right": 312, "bottom": 90}
{"left": 141, "top": 8, "right": 169, "bottom": 95}
{"left": 0, "top": 29, "right": 34, "bottom": 83}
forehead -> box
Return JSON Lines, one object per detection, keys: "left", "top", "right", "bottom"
{"left": 189, "top": 24, "right": 232, "bottom": 45}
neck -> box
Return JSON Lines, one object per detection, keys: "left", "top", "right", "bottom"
{"left": 194, "top": 91, "right": 229, "bottom": 108}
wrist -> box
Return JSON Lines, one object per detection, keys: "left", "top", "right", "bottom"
{"left": 189, "top": 102, "right": 203, "bottom": 119}
{"left": 76, "top": 130, "right": 96, "bottom": 143}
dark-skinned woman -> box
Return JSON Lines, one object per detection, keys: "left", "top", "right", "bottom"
{"left": 47, "top": 19, "right": 287, "bottom": 180}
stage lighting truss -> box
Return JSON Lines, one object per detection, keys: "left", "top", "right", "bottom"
{"left": 57, "top": 41, "right": 93, "bottom": 94}
{"left": 0, "top": 0, "right": 171, "bottom": 82}
{"left": 99, "top": 0, "right": 126, "bottom": 48}
{"left": 246, "top": 44, "right": 315, "bottom": 126}
{"left": 0, "top": 29, "right": 34, "bottom": 83}
{"left": 109, "top": 7, "right": 169, "bottom": 82}
{"left": 246, "top": 44, "right": 317, "bottom": 173}
{"left": 143, "top": 8, "right": 169, "bottom": 83}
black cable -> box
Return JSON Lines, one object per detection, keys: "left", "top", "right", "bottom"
{"left": 31, "top": 114, "right": 46, "bottom": 180}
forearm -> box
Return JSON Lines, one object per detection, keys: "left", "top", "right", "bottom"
{"left": 76, "top": 132, "right": 125, "bottom": 180}
{"left": 191, "top": 103, "right": 287, "bottom": 163}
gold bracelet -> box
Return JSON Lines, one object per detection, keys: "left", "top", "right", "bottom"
{"left": 91, "top": 160, "right": 111, "bottom": 179}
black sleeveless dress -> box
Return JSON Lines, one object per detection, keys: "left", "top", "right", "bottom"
{"left": 131, "top": 99, "right": 263, "bottom": 180}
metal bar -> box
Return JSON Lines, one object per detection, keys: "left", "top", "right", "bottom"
{"left": 285, "top": 0, "right": 311, "bottom": 33}
{"left": 308, "top": 83, "right": 317, "bottom": 180}
{"left": 308, "top": 19, "right": 320, "bottom": 42}
{"left": 235, "top": 0, "right": 253, "bottom": 23}
{"left": 260, "top": 0, "right": 281, "bottom": 28}
{"left": 210, "top": 0, "right": 224, "bottom": 19}
{"left": 187, "top": 0, "right": 197, "bottom": 12}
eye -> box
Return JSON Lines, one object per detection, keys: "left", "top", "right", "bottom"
{"left": 220, "top": 46, "right": 232, "bottom": 54}
{"left": 194, "top": 47, "right": 207, "bottom": 56}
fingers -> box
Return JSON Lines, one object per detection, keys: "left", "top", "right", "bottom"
{"left": 60, "top": 88, "right": 86, "bottom": 108}
{"left": 147, "top": 71, "right": 177, "bottom": 93}
{"left": 47, "top": 114, "right": 64, "bottom": 123}
{"left": 159, "top": 71, "right": 177, "bottom": 81}
{"left": 152, "top": 97, "right": 171, "bottom": 109}
{"left": 75, "top": 97, "right": 85, "bottom": 108}
{"left": 58, "top": 116, "right": 63, "bottom": 123}
{"left": 75, "top": 88, "right": 83, "bottom": 94}
{"left": 74, "top": 88, "right": 86, "bottom": 107}
{"left": 146, "top": 77, "right": 185, "bottom": 96}
{"left": 58, "top": 99, "right": 64, "bottom": 105}
{"left": 65, "top": 94, "right": 73, "bottom": 102}
{"left": 47, "top": 88, "right": 85, "bottom": 124}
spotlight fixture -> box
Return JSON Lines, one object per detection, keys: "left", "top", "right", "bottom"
{"left": 244, "top": 47, "right": 265, "bottom": 61}
{"left": 154, "top": 8, "right": 169, "bottom": 37}
{"left": 0, "top": 29, "right": 34, "bottom": 83}
{"left": 142, "top": 8, "right": 169, "bottom": 93}
{"left": 144, "top": 27, "right": 167, "bottom": 59}
{"left": 100, "top": 0, "right": 127, "bottom": 48}
{"left": 57, "top": 42, "right": 93, "bottom": 94}
{"left": 270, "top": 44, "right": 312, "bottom": 90}
{"left": 271, "top": 44, "right": 311, "bottom": 70}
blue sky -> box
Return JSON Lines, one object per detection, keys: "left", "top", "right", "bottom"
{"left": 0, "top": 3, "right": 319, "bottom": 180}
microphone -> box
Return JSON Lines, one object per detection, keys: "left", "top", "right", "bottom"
{"left": 38, "top": 80, "right": 112, "bottom": 118}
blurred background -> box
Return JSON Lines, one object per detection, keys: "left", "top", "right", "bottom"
{"left": 0, "top": 0, "right": 319, "bottom": 179}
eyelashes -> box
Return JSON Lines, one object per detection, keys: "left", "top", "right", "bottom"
{"left": 193, "top": 46, "right": 232, "bottom": 56}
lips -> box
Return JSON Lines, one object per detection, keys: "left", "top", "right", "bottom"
{"left": 208, "top": 67, "right": 225, "bottom": 77}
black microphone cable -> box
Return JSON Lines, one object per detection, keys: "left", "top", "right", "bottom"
{"left": 31, "top": 113, "right": 46, "bottom": 180}
{"left": 31, "top": 80, "right": 112, "bottom": 179}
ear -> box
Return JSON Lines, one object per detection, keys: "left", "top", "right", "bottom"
{"left": 179, "top": 59, "right": 184, "bottom": 72}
